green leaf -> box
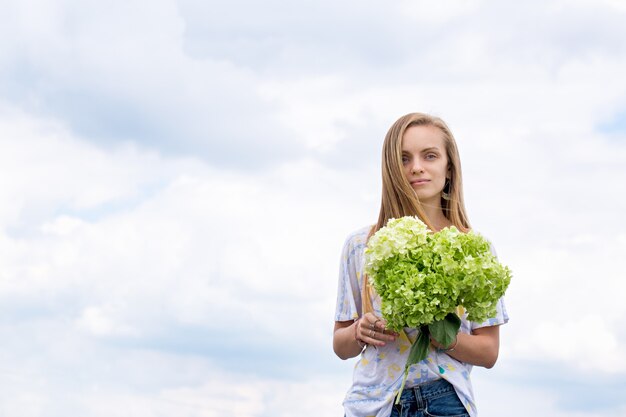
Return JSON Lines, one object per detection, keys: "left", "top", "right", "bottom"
{"left": 406, "top": 326, "right": 431, "bottom": 367}
{"left": 428, "top": 313, "right": 461, "bottom": 348}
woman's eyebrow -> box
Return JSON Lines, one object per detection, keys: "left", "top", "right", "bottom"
{"left": 421, "top": 147, "right": 441, "bottom": 153}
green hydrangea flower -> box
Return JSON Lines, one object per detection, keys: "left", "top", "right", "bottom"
{"left": 365, "top": 216, "right": 511, "bottom": 331}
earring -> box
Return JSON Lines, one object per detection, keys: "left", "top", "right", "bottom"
{"left": 442, "top": 179, "right": 451, "bottom": 201}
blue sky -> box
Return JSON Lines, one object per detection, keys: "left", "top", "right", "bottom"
{"left": 1, "top": 1, "right": 626, "bottom": 416}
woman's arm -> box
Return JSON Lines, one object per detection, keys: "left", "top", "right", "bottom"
{"left": 431, "top": 325, "right": 501, "bottom": 368}
{"left": 333, "top": 321, "right": 364, "bottom": 360}
{"left": 333, "top": 313, "right": 397, "bottom": 360}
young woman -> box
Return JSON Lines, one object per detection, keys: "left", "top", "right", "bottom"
{"left": 333, "top": 113, "right": 508, "bottom": 417}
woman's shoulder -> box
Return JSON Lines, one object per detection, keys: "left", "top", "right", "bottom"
{"left": 343, "top": 225, "right": 373, "bottom": 247}
{"left": 339, "top": 225, "right": 373, "bottom": 258}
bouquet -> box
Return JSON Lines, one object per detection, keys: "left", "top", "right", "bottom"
{"left": 364, "top": 216, "right": 511, "bottom": 401}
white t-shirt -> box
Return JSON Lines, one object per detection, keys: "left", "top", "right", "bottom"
{"left": 335, "top": 226, "right": 509, "bottom": 417}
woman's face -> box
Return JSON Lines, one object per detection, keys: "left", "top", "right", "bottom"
{"left": 401, "top": 125, "right": 449, "bottom": 206}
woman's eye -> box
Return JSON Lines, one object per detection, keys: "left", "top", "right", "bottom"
{"left": 402, "top": 156, "right": 410, "bottom": 164}
{"left": 425, "top": 153, "right": 437, "bottom": 160}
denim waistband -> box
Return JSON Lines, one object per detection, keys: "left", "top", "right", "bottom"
{"left": 397, "top": 378, "right": 455, "bottom": 407}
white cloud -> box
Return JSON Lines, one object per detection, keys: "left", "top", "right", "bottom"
{"left": 76, "top": 305, "right": 138, "bottom": 337}
{"left": 0, "top": 1, "right": 300, "bottom": 167}
{"left": 157, "top": 374, "right": 349, "bottom": 417}
{"left": 0, "top": 353, "right": 351, "bottom": 417}
{"left": 474, "top": 365, "right": 626, "bottom": 417}
{"left": 502, "top": 234, "right": 626, "bottom": 374}
{"left": 0, "top": 103, "right": 374, "bottom": 361}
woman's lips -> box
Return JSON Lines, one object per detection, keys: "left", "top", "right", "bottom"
{"left": 410, "top": 179, "right": 430, "bottom": 185}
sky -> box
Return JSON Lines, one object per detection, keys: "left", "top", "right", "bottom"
{"left": 0, "top": 0, "right": 625, "bottom": 416}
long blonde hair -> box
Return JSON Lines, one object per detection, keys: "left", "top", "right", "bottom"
{"left": 362, "top": 112, "right": 471, "bottom": 314}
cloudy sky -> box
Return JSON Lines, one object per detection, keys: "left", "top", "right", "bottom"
{"left": 1, "top": 0, "right": 625, "bottom": 416}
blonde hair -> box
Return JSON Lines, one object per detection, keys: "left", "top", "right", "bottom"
{"left": 362, "top": 112, "right": 471, "bottom": 314}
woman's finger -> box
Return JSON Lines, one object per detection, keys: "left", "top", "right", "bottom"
{"left": 363, "top": 313, "right": 386, "bottom": 330}
{"left": 361, "top": 327, "right": 397, "bottom": 346}
{"left": 361, "top": 313, "right": 399, "bottom": 338}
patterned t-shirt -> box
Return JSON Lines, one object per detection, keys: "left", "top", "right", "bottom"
{"left": 335, "top": 226, "right": 509, "bottom": 417}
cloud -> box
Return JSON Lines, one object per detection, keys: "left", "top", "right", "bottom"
{"left": 0, "top": 0, "right": 303, "bottom": 168}
{"left": 0, "top": 115, "right": 358, "bottom": 407}
{"left": 0, "top": 351, "right": 351, "bottom": 417}
{"left": 474, "top": 363, "right": 626, "bottom": 417}
{"left": 0, "top": 105, "right": 375, "bottom": 381}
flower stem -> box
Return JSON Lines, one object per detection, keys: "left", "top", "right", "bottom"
{"left": 395, "top": 367, "right": 409, "bottom": 405}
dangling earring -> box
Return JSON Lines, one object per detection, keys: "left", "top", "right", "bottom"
{"left": 442, "top": 179, "right": 451, "bottom": 201}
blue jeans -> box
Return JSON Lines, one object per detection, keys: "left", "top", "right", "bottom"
{"left": 389, "top": 379, "right": 469, "bottom": 417}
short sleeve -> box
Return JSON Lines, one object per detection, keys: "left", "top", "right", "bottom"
{"left": 334, "top": 229, "right": 368, "bottom": 322}
{"left": 471, "top": 297, "right": 509, "bottom": 330}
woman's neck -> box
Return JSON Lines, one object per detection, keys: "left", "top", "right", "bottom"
{"left": 421, "top": 202, "right": 451, "bottom": 231}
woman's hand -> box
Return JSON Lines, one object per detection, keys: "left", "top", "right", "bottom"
{"left": 355, "top": 312, "right": 398, "bottom": 348}
{"left": 429, "top": 332, "right": 458, "bottom": 351}
{"left": 333, "top": 313, "right": 398, "bottom": 360}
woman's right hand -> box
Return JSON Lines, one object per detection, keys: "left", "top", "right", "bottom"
{"left": 355, "top": 312, "right": 398, "bottom": 348}
{"left": 333, "top": 313, "right": 399, "bottom": 359}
